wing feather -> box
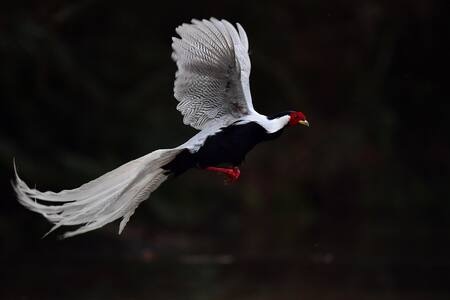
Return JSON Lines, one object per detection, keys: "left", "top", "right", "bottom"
{"left": 237, "top": 23, "right": 249, "bottom": 51}
{"left": 172, "top": 18, "right": 256, "bottom": 130}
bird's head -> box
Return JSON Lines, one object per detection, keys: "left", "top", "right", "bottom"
{"left": 288, "top": 111, "right": 309, "bottom": 127}
{"left": 266, "top": 110, "right": 309, "bottom": 133}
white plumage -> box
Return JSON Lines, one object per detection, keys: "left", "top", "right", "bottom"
{"left": 13, "top": 18, "right": 290, "bottom": 238}
{"left": 14, "top": 149, "right": 182, "bottom": 238}
{"left": 172, "top": 18, "right": 256, "bottom": 129}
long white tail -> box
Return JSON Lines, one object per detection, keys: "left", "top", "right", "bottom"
{"left": 13, "top": 148, "right": 183, "bottom": 238}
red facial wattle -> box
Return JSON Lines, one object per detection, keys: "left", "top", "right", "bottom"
{"left": 289, "top": 111, "right": 309, "bottom": 127}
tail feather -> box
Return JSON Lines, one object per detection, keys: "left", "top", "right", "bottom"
{"left": 13, "top": 148, "right": 182, "bottom": 238}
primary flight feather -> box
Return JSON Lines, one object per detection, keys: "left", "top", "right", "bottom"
{"left": 13, "top": 18, "right": 309, "bottom": 238}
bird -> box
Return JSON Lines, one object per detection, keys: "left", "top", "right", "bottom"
{"left": 13, "top": 18, "right": 309, "bottom": 238}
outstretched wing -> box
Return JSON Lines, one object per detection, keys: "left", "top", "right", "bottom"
{"left": 172, "top": 18, "right": 256, "bottom": 130}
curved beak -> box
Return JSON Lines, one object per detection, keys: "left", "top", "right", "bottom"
{"left": 299, "top": 120, "right": 309, "bottom": 127}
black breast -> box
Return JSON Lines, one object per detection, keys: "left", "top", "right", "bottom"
{"left": 163, "top": 122, "right": 282, "bottom": 175}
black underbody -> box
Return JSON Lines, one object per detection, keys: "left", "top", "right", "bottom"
{"left": 162, "top": 121, "right": 284, "bottom": 176}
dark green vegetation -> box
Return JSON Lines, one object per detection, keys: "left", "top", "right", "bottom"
{"left": 0, "top": 1, "right": 448, "bottom": 299}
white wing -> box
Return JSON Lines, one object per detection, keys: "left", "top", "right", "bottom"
{"left": 172, "top": 18, "right": 257, "bottom": 130}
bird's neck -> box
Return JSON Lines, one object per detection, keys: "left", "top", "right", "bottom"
{"left": 241, "top": 114, "right": 289, "bottom": 134}
{"left": 264, "top": 115, "right": 290, "bottom": 133}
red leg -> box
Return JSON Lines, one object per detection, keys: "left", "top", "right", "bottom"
{"left": 205, "top": 166, "right": 241, "bottom": 183}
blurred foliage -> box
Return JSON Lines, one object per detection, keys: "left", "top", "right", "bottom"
{"left": 0, "top": 0, "right": 448, "bottom": 299}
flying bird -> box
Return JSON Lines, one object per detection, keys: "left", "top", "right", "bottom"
{"left": 13, "top": 18, "right": 309, "bottom": 238}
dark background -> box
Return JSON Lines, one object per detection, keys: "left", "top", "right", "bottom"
{"left": 1, "top": 1, "right": 448, "bottom": 299}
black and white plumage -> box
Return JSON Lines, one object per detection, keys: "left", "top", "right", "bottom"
{"left": 13, "top": 18, "right": 309, "bottom": 238}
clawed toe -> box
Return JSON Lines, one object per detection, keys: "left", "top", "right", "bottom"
{"left": 224, "top": 167, "right": 240, "bottom": 184}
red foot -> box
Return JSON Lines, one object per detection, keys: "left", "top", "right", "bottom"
{"left": 205, "top": 166, "right": 241, "bottom": 183}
